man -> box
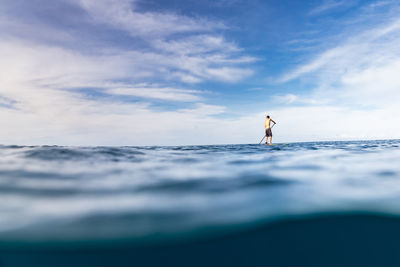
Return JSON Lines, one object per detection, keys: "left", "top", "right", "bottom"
{"left": 264, "top": 115, "right": 276, "bottom": 145}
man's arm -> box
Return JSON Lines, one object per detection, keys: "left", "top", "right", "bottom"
{"left": 271, "top": 119, "right": 276, "bottom": 125}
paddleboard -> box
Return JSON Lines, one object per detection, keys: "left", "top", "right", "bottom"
{"left": 263, "top": 143, "right": 289, "bottom": 146}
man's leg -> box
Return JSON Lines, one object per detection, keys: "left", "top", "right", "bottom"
{"left": 270, "top": 136, "right": 272, "bottom": 145}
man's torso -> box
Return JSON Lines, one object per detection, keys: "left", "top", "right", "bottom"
{"left": 265, "top": 118, "right": 271, "bottom": 129}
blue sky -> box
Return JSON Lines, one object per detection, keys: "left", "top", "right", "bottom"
{"left": 1, "top": 0, "right": 400, "bottom": 145}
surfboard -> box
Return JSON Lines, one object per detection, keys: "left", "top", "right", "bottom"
{"left": 263, "top": 143, "right": 289, "bottom": 146}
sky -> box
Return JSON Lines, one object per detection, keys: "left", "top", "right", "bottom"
{"left": 1, "top": 0, "right": 400, "bottom": 145}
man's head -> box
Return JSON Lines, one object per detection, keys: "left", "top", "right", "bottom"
{"left": 266, "top": 115, "right": 270, "bottom": 119}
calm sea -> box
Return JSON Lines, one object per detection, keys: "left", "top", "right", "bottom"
{"left": 1, "top": 140, "right": 400, "bottom": 266}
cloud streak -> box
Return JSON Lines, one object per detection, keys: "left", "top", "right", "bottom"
{"left": 106, "top": 86, "right": 203, "bottom": 102}
{"left": 74, "top": 0, "right": 224, "bottom": 37}
{"left": 279, "top": 16, "right": 400, "bottom": 87}
{"left": 309, "top": 0, "right": 354, "bottom": 16}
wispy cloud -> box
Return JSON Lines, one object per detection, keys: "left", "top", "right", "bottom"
{"left": 272, "top": 2, "right": 400, "bottom": 141}
{"left": 106, "top": 86, "right": 203, "bottom": 102}
{"left": 279, "top": 16, "right": 400, "bottom": 85}
{"left": 152, "top": 35, "right": 240, "bottom": 55}
{"left": 73, "top": 0, "right": 224, "bottom": 37}
{"left": 366, "top": 0, "right": 395, "bottom": 10}
{"left": 309, "top": 0, "right": 354, "bottom": 16}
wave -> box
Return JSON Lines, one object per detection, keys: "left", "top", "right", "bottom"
{"left": 1, "top": 140, "right": 400, "bottom": 266}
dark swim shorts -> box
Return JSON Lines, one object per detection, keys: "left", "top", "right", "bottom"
{"left": 266, "top": 128, "right": 272, "bottom": 137}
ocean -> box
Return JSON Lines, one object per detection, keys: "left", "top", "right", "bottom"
{"left": 1, "top": 140, "right": 400, "bottom": 266}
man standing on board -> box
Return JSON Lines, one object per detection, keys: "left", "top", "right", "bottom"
{"left": 265, "top": 115, "right": 276, "bottom": 145}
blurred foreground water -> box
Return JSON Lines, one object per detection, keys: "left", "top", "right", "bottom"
{"left": 1, "top": 140, "right": 400, "bottom": 266}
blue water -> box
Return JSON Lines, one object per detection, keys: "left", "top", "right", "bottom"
{"left": 1, "top": 140, "right": 400, "bottom": 266}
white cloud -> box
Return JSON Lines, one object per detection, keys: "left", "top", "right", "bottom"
{"left": 68, "top": 0, "right": 254, "bottom": 83}
{"left": 280, "top": 17, "right": 400, "bottom": 83}
{"left": 309, "top": 0, "right": 354, "bottom": 16}
{"left": 152, "top": 35, "right": 239, "bottom": 55}
{"left": 1, "top": 0, "right": 253, "bottom": 87}
{"left": 106, "top": 86, "right": 203, "bottom": 102}
{"left": 74, "top": 0, "right": 224, "bottom": 37}
{"left": 278, "top": 45, "right": 350, "bottom": 83}
{"left": 365, "top": 1, "right": 397, "bottom": 10}
{"left": 273, "top": 94, "right": 298, "bottom": 104}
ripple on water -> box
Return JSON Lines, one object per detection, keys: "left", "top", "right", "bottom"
{"left": 0, "top": 139, "right": 399, "bottom": 241}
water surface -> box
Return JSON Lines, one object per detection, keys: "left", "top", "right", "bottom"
{"left": 1, "top": 140, "right": 400, "bottom": 266}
